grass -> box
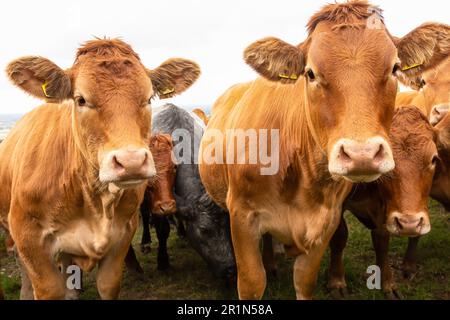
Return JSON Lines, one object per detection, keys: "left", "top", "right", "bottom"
{"left": 1, "top": 200, "right": 448, "bottom": 300}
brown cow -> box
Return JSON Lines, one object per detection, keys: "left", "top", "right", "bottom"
{"left": 399, "top": 108, "right": 450, "bottom": 278}
{"left": 125, "top": 134, "right": 178, "bottom": 272}
{"left": 329, "top": 106, "right": 437, "bottom": 299}
{"left": 192, "top": 108, "right": 209, "bottom": 125}
{"left": 0, "top": 39, "right": 199, "bottom": 299}
{"left": 396, "top": 57, "right": 450, "bottom": 117}
{"left": 199, "top": 1, "right": 449, "bottom": 299}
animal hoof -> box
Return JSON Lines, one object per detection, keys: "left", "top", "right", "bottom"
{"left": 329, "top": 287, "right": 348, "bottom": 299}
{"left": 157, "top": 262, "right": 170, "bottom": 271}
{"left": 127, "top": 263, "right": 144, "bottom": 274}
{"left": 140, "top": 244, "right": 152, "bottom": 254}
{"left": 402, "top": 264, "right": 418, "bottom": 280}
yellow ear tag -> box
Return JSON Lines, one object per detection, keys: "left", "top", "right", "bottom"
{"left": 402, "top": 63, "right": 422, "bottom": 71}
{"left": 41, "top": 81, "right": 52, "bottom": 98}
{"left": 159, "top": 87, "right": 175, "bottom": 96}
{"left": 278, "top": 73, "right": 298, "bottom": 80}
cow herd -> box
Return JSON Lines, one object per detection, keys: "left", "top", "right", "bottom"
{"left": 0, "top": 0, "right": 449, "bottom": 300}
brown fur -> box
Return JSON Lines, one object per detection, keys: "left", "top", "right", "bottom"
{"left": 200, "top": 1, "right": 449, "bottom": 300}
{"left": 306, "top": 0, "right": 383, "bottom": 34}
{"left": 243, "top": 37, "right": 305, "bottom": 83}
{"left": 396, "top": 57, "right": 450, "bottom": 116}
{"left": 396, "top": 23, "right": 450, "bottom": 77}
{"left": 6, "top": 57, "right": 72, "bottom": 100}
{"left": 0, "top": 39, "right": 199, "bottom": 300}
{"left": 329, "top": 106, "right": 437, "bottom": 298}
{"left": 148, "top": 134, "right": 177, "bottom": 214}
{"left": 148, "top": 59, "right": 201, "bottom": 98}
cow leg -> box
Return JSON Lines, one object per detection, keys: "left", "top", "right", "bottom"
{"left": 124, "top": 245, "right": 144, "bottom": 274}
{"left": 371, "top": 228, "right": 402, "bottom": 300}
{"left": 96, "top": 213, "right": 139, "bottom": 300}
{"left": 10, "top": 215, "right": 65, "bottom": 300}
{"left": 293, "top": 238, "right": 331, "bottom": 300}
{"left": 14, "top": 249, "right": 34, "bottom": 300}
{"left": 140, "top": 195, "right": 152, "bottom": 254}
{"left": 327, "top": 216, "right": 349, "bottom": 299}
{"left": 402, "top": 237, "right": 420, "bottom": 279}
{"left": 176, "top": 217, "right": 186, "bottom": 238}
{"left": 153, "top": 215, "right": 170, "bottom": 271}
{"left": 262, "top": 234, "right": 277, "bottom": 278}
{"left": 229, "top": 209, "right": 265, "bottom": 300}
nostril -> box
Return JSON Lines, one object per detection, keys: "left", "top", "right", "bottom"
{"left": 394, "top": 217, "right": 403, "bottom": 230}
{"left": 112, "top": 155, "right": 124, "bottom": 169}
{"left": 339, "top": 146, "right": 352, "bottom": 163}
{"left": 142, "top": 151, "right": 149, "bottom": 166}
{"left": 417, "top": 217, "right": 424, "bottom": 227}
{"left": 373, "top": 144, "right": 384, "bottom": 162}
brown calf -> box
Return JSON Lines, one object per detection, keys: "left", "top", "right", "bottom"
{"left": 329, "top": 106, "right": 442, "bottom": 299}
{"left": 199, "top": 1, "right": 449, "bottom": 299}
{"left": 125, "top": 134, "right": 178, "bottom": 272}
{"left": 0, "top": 39, "right": 199, "bottom": 299}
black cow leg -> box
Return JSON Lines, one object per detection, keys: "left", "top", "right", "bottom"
{"left": 140, "top": 195, "right": 152, "bottom": 254}
{"left": 176, "top": 217, "right": 187, "bottom": 239}
{"left": 402, "top": 237, "right": 420, "bottom": 279}
{"left": 154, "top": 215, "right": 171, "bottom": 270}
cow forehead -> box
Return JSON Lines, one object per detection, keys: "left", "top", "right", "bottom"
{"left": 74, "top": 60, "right": 152, "bottom": 103}
{"left": 307, "top": 27, "right": 396, "bottom": 72}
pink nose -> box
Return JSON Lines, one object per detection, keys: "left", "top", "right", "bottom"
{"left": 152, "top": 200, "right": 177, "bottom": 215}
{"left": 387, "top": 212, "right": 431, "bottom": 236}
{"left": 332, "top": 138, "right": 394, "bottom": 180}
{"left": 100, "top": 147, "right": 156, "bottom": 183}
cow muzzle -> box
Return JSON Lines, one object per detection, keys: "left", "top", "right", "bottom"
{"left": 430, "top": 104, "right": 449, "bottom": 126}
{"left": 99, "top": 147, "right": 156, "bottom": 187}
{"left": 152, "top": 199, "right": 177, "bottom": 216}
{"left": 386, "top": 211, "right": 431, "bottom": 237}
{"left": 328, "top": 137, "right": 395, "bottom": 182}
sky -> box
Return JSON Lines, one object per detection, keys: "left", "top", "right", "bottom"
{"left": 0, "top": 0, "right": 448, "bottom": 114}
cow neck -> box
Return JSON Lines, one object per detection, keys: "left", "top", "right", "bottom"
{"left": 302, "top": 81, "right": 327, "bottom": 157}
{"left": 70, "top": 106, "right": 100, "bottom": 173}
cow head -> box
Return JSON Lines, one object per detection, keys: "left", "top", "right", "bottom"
{"left": 382, "top": 107, "right": 435, "bottom": 236}
{"left": 429, "top": 110, "right": 450, "bottom": 210}
{"left": 148, "top": 134, "right": 177, "bottom": 215}
{"left": 177, "top": 194, "right": 237, "bottom": 282}
{"left": 243, "top": 1, "right": 449, "bottom": 183}
{"left": 423, "top": 58, "right": 450, "bottom": 121}
{"left": 6, "top": 39, "right": 200, "bottom": 189}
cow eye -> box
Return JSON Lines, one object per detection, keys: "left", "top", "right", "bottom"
{"left": 431, "top": 155, "right": 439, "bottom": 166}
{"left": 148, "top": 95, "right": 155, "bottom": 105}
{"left": 392, "top": 63, "right": 401, "bottom": 74}
{"left": 75, "top": 96, "right": 86, "bottom": 107}
{"left": 306, "top": 69, "right": 316, "bottom": 81}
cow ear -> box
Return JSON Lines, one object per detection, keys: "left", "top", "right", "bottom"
{"left": 395, "top": 23, "right": 450, "bottom": 79}
{"left": 397, "top": 73, "right": 426, "bottom": 91}
{"left": 6, "top": 56, "right": 72, "bottom": 101}
{"left": 244, "top": 37, "right": 304, "bottom": 84}
{"left": 148, "top": 58, "right": 200, "bottom": 99}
